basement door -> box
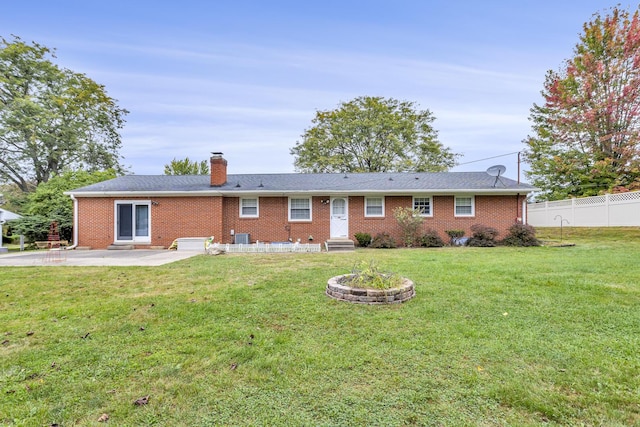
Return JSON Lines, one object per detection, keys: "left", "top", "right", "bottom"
{"left": 330, "top": 197, "right": 349, "bottom": 238}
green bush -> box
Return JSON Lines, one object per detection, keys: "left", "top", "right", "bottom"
{"left": 9, "top": 215, "right": 71, "bottom": 243}
{"left": 370, "top": 232, "right": 397, "bottom": 249}
{"left": 354, "top": 232, "right": 372, "bottom": 247}
{"left": 501, "top": 223, "right": 541, "bottom": 247}
{"left": 466, "top": 224, "right": 499, "bottom": 247}
{"left": 420, "top": 229, "right": 445, "bottom": 247}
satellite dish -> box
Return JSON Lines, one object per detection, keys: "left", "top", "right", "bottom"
{"left": 486, "top": 165, "right": 507, "bottom": 177}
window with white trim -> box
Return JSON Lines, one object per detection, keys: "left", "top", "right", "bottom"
{"left": 289, "top": 197, "right": 311, "bottom": 221}
{"left": 365, "top": 197, "right": 384, "bottom": 217}
{"left": 455, "top": 196, "right": 474, "bottom": 217}
{"left": 413, "top": 196, "right": 432, "bottom": 216}
{"left": 240, "top": 198, "right": 259, "bottom": 217}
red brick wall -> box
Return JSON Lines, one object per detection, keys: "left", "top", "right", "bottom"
{"left": 76, "top": 196, "right": 223, "bottom": 249}
{"left": 75, "top": 194, "right": 526, "bottom": 248}
{"left": 346, "top": 195, "right": 525, "bottom": 244}
{"left": 222, "top": 196, "right": 330, "bottom": 244}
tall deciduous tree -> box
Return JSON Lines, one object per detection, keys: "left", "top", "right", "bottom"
{"left": 163, "top": 157, "right": 209, "bottom": 175}
{"left": 0, "top": 36, "right": 128, "bottom": 192}
{"left": 291, "top": 96, "right": 458, "bottom": 173}
{"left": 524, "top": 6, "right": 640, "bottom": 200}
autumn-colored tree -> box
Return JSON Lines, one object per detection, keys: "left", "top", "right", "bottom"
{"left": 291, "top": 96, "right": 458, "bottom": 173}
{"left": 524, "top": 6, "right": 640, "bottom": 200}
{"left": 163, "top": 157, "right": 209, "bottom": 175}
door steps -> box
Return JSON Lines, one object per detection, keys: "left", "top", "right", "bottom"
{"left": 107, "top": 244, "right": 135, "bottom": 250}
{"left": 325, "top": 239, "right": 355, "bottom": 252}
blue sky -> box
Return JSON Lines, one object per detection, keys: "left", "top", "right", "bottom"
{"left": 1, "top": 1, "right": 621, "bottom": 181}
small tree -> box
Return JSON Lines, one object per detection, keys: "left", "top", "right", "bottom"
{"left": 393, "top": 207, "right": 424, "bottom": 247}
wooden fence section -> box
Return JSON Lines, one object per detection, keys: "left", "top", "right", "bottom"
{"left": 528, "top": 191, "right": 640, "bottom": 227}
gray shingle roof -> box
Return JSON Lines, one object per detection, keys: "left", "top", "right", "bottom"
{"left": 68, "top": 172, "right": 535, "bottom": 195}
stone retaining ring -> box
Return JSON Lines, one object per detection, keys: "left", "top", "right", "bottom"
{"left": 326, "top": 274, "right": 415, "bottom": 304}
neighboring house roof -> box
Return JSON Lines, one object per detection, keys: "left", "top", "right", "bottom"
{"left": 0, "top": 208, "right": 22, "bottom": 221}
{"left": 66, "top": 172, "right": 536, "bottom": 196}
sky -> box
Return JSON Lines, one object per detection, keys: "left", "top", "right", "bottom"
{"left": 1, "top": 0, "right": 625, "bottom": 182}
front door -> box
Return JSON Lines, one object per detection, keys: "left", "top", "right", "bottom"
{"left": 330, "top": 197, "right": 349, "bottom": 238}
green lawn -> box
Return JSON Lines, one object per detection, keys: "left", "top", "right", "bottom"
{"left": 1, "top": 228, "right": 639, "bottom": 426}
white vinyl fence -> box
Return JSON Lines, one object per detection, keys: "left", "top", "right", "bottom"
{"left": 528, "top": 191, "right": 640, "bottom": 227}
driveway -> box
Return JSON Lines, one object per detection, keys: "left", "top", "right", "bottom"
{"left": 0, "top": 249, "right": 204, "bottom": 267}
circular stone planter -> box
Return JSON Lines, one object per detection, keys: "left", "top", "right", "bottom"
{"left": 326, "top": 274, "right": 415, "bottom": 305}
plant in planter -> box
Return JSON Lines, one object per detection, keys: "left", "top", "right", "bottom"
{"left": 326, "top": 260, "right": 415, "bottom": 304}
{"left": 340, "top": 260, "right": 402, "bottom": 290}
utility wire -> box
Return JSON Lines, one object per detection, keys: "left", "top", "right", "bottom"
{"left": 456, "top": 151, "right": 520, "bottom": 166}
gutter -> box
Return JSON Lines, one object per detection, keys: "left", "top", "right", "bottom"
{"left": 67, "top": 194, "right": 79, "bottom": 250}
{"left": 65, "top": 187, "right": 538, "bottom": 198}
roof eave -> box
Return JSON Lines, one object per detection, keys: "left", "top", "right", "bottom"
{"left": 66, "top": 187, "right": 536, "bottom": 197}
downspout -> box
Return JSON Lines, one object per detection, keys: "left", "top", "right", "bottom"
{"left": 67, "top": 194, "right": 79, "bottom": 250}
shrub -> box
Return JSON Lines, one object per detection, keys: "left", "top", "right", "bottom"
{"left": 502, "top": 223, "right": 541, "bottom": 247}
{"left": 393, "top": 207, "right": 424, "bottom": 247}
{"left": 466, "top": 224, "right": 499, "bottom": 247}
{"left": 420, "top": 229, "right": 445, "bottom": 247}
{"left": 445, "top": 229, "right": 465, "bottom": 246}
{"left": 10, "top": 215, "right": 72, "bottom": 242}
{"left": 354, "top": 232, "right": 372, "bottom": 247}
{"left": 370, "top": 232, "right": 397, "bottom": 249}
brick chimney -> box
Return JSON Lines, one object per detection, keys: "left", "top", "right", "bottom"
{"left": 210, "top": 152, "right": 227, "bottom": 187}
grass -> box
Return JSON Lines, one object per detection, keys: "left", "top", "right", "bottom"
{"left": 1, "top": 228, "right": 640, "bottom": 426}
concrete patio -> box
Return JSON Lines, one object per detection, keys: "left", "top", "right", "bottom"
{"left": 0, "top": 249, "right": 203, "bottom": 267}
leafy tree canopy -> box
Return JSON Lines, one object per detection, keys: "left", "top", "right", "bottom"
{"left": 0, "top": 36, "right": 128, "bottom": 192}
{"left": 524, "top": 6, "right": 640, "bottom": 200}
{"left": 164, "top": 157, "right": 209, "bottom": 175}
{"left": 291, "top": 96, "right": 458, "bottom": 173}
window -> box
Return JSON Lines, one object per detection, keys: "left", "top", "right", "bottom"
{"left": 240, "top": 198, "right": 258, "bottom": 217}
{"left": 289, "top": 197, "right": 311, "bottom": 221}
{"left": 413, "top": 196, "right": 432, "bottom": 216}
{"left": 365, "top": 197, "right": 384, "bottom": 217}
{"left": 115, "top": 201, "right": 151, "bottom": 243}
{"left": 455, "top": 196, "right": 474, "bottom": 217}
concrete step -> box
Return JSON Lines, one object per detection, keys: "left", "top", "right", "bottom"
{"left": 325, "top": 239, "right": 355, "bottom": 252}
{"left": 107, "top": 244, "right": 135, "bottom": 250}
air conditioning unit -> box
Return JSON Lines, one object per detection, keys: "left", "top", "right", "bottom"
{"left": 234, "top": 233, "right": 250, "bottom": 244}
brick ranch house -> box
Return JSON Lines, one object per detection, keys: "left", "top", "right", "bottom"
{"left": 65, "top": 153, "right": 536, "bottom": 249}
